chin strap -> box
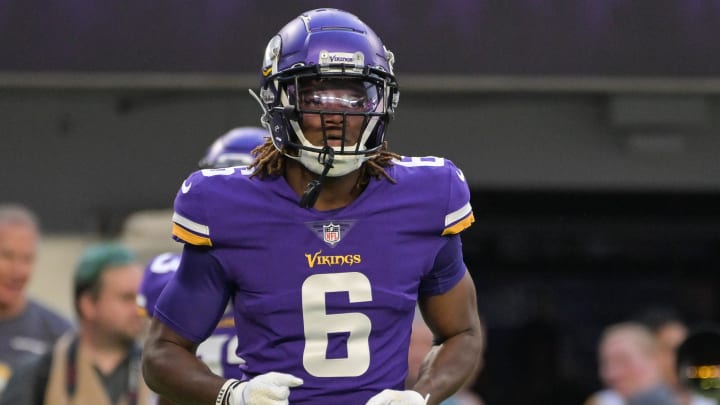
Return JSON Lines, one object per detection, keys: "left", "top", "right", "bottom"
{"left": 298, "top": 147, "right": 335, "bottom": 208}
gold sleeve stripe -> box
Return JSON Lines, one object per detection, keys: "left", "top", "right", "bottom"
{"left": 172, "top": 223, "right": 213, "bottom": 246}
{"left": 442, "top": 212, "right": 475, "bottom": 236}
{"left": 217, "top": 317, "right": 235, "bottom": 329}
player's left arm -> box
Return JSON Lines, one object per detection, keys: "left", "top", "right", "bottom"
{"left": 413, "top": 270, "right": 483, "bottom": 405}
{"left": 367, "top": 158, "right": 482, "bottom": 405}
{"left": 414, "top": 160, "right": 482, "bottom": 405}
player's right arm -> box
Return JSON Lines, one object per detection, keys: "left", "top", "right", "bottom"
{"left": 143, "top": 317, "right": 225, "bottom": 404}
{"left": 142, "top": 171, "right": 302, "bottom": 405}
{"left": 141, "top": 240, "right": 232, "bottom": 403}
{"left": 143, "top": 245, "right": 304, "bottom": 405}
{"left": 142, "top": 172, "right": 231, "bottom": 404}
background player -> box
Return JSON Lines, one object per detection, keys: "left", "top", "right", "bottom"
{"left": 137, "top": 127, "right": 267, "bottom": 404}
{"left": 139, "top": 253, "right": 245, "bottom": 378}
{"left": 142, "top": 8, "right": 483, "bottom": 405}
{"left": 197, "top": 126, "right": 268, "bottom": 169}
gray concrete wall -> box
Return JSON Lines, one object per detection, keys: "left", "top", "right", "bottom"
{"left": 2, "top": 83, "right": 719, "bottom": 232}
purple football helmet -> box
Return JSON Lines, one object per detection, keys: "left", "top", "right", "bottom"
{"left": 256, "top": 8, "right": 399, "bottom": 177}
{"left": 198, "top": 126, "right": 268, "bottom": 169}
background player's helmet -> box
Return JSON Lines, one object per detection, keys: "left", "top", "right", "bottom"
{"left": 257, "top": 8, "right": 399, "bottom": 177}
{"left": 676, "top": 327, "right": 720, "bottom": 400}
{"left": 198, "top": 126, "right": 268, "bottom": 169}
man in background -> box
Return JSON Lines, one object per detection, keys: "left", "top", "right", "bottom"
{"left": 0, "top": 243, "right": 152, "bottom": 405}
{"left": 585, "top": 321, "right": 678, "bottom": 405}
{"left": 0, "top": 204, "right": 72, "bottom": 397}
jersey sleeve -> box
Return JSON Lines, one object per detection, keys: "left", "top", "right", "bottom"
{"left": 392, "top": 157, "right": 473, "bottom": 295}
{"left": 392, "top": 156, "right": 474, "bottom": 236}
{"left": 171, "top": 170, "right": 214, "bottom": 246}
{"left": 153, "top": 245, "right": 232, "bottom": 343}
{"left": 419, "top": 234, "right": 467, "bottom": 296}
{"left": 441, "top": 160, "right": 474, "bottom": 236}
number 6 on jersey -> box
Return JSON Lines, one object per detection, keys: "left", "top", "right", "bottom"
{"left": 301, "top": 272, "right": 373, "bottom": 377}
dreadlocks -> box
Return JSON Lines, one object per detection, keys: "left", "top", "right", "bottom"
{"left": 249, "top": 138, "right": 401, "bottom": 189}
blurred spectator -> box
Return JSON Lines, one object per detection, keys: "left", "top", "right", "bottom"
{"left": 0, "top": 243, "right": 153, "bottom": 405}
{"left": 584, "top": 321, "right": 677, "bottom": 405}
{"left": 408, "top": 312, "right": 485, "bottom": 405}
{"left": 0, "top": 204, "right": 72, "bottom": 397}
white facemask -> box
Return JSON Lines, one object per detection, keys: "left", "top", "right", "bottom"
{"left": 286, "top": 116, "right": 378, "bottom": 177}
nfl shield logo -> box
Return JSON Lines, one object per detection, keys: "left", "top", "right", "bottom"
{"left": 306, "top": 219, "right": 355, "bottom": 248}
{"left": 323, "top": 223, "right": 341, "bottom": 245}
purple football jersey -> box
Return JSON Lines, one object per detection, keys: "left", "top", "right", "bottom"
{"left": 156, "top": 156, "right": 475, "bottom": 403}
{"left": 138, "top": 252, "right": 245, "bottom": 379}
{"left": 138, "top": 252, "right": 180, "bottom": 318}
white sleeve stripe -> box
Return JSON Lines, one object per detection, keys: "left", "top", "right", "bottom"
{"left": 444, "top": 202, "right": 473, "bottom": 227}
{"left": 172, "top": 212, "right": 210, "bottom": 236}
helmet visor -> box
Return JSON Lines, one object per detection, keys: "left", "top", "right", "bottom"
{"left": 288, "top": 77, "right": 383, "bottom": 114}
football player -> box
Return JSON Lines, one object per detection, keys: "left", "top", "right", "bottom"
{"left": 197, "top": 126, "right": 268, "bottom": 169}
{"left": 142, "top": 8, "right": 483, "bottom": 405}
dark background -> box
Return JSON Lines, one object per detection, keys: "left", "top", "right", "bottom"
{"left": 466, "top": 190, "right": 720, "bottom": 403}
{"left": 2, "top": 2, "right": 720, "bottom": 404}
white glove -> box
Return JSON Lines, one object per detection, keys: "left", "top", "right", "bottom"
{"left": 217, "top": 372, "right": 303, "bottom": 405}
{"left": 365, "top": 389, "right": 429, "bottom": 405}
